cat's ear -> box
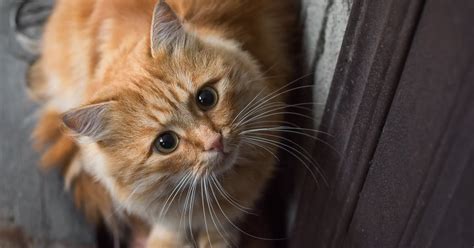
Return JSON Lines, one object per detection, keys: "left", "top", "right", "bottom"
{"left": 62, "top": 102, "right": 115, "bottom": 140}
{"left": 150, "top": 0, "right": 188, "bottom": 57}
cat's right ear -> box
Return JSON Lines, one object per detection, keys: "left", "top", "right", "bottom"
{"left": 150, "top": 0, "right": 188, "bottom": 57}
{"left": 62, "top": 102, "right": 115, "bottom": 140}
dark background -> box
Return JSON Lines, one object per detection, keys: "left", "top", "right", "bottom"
{"left": 290, "top": 0, "right": 474, "bottom": 247}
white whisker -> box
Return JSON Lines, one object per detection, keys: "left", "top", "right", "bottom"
{"left": 159, "top": 171, "right": 192, "bottom": 220}
{"left": 208, "top": 176, "right": 286, "bottom": 241}
{"left": 241, "top": 126, "right": 338, "bottom": 157}
{"left": 201, "top": 178, "right": 214, "bottom": 248}
{"left": 243, "top": 135, "right": 322, "bottom": 185}
{"left": 204, "top": 175, "right": 236, "bottom": 248}
{"left": 210, "top": 174, "right": 256, "bottom": 215}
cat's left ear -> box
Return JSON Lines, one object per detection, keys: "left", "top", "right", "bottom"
{"left": 150, "top": 0, "right": 188, "bottom": 57}
{"left": 62, "top": 101, "right": 116, "bottom": 140}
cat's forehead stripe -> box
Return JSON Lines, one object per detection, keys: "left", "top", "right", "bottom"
{"left": 144, "top": 111, "right": 160, "bottom": 123}
{"left": 152, "top": 83, "right": 178, "bottom": 110}
{"left": 172, "top": 83, "right": 189, "bottom": 101}
{"left": 149, "top": 104, "right": 172, "bottom": 115}
{"left": 165, "top": 86, "right": 184, "bottom": 104}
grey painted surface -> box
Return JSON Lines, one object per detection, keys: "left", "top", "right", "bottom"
{"left": 301, "top": 0, "right": 351, "bottom": 125}
{"left": 0, "top": 0, "right": 95, "bottom": 246}
{"left": 287, "top": 0, "right": 352, "bottom": 233}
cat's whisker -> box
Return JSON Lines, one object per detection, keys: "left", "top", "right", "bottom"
{"left": 204, "top": 175, "right": 236, "bottom": 248}
{"left": 229, "top": 88, "right": 265, "bottom": 127}
{"left": 242, "top": 127, "right": 330, "bottom": 140}
{"left": 234, "top": 100, "right": 316, "bottom": 129}
{"left": 136, "top": 175, "right": 173, "bottom": 212}
{"left": 245, "top": 134, "right": 320, "bottom": 172}
{"left": 208, "top": 176, "right": 286, "bottom": 241}
{"left": 211, "top": 175, "right": 253, "bottom": 212}
{"left": 209, "top": 174, "right": 256, "bottom": 215}
{"left": 188, "top": 175, "right": 199, "bottom": 247}
{"left": 178, "top": 180, "right": 193, "bottom": 244}
{"left": 237, "top": 106, "right": 297, "bottom": 128}
{"left": 235, "top": 100, "right": 285, "bottom": 125}
{"left": 239, "top": 100, "right": 321, "bottom": 126}
{"left": 120, "top": 175, "right": 167, "bottom": 218}
{"left": 177, "top": 175, "right": 193, "bottom": 245}
{"left": 245, "top": 73, "right": 313, "bottom": 112}
{"left": 165, "top": 172, "right": 192, "bottom": 216}
{"left": 234, "top": 103, "right": 287, "bottom": 129}
{"left": 243, "top": 135, "right": 323, "bottom": 186}
{"left": 241, "top": 61, "right": 284, "bottom": 86}
{"left": 238, "top": 120, "right": 299, "bottom": 129}
{"left": 241, "top": 126, "right": 338, "bottom": 157}
{"left": 240, "top": 111, "right": 315, "bottom": 129}
{"left": 235, "top": 79, "right": 315, "bottom": 126}
{"left": 158, "top": 171, "right": 192, "bottom": 220}
{"left": 171, "top": 171, "right": 193, "bottom": 216}
{"left": 241, "top": 126, "right": 334, "bottom": 137}
{"left": 256, "top": 61, "right": 280, "bottom": 80}
{"left": 233, "top": 100, "right": 329, "bottom": 134}
{"left": 232, "top": 74, "right": 314, "bottom": 129}
{"left": 200, "top": 178, "right": 214, "bottom": 248}
{"left": 234, "top": 101, "right": 289, "bottom": 128}
{"left": 248, "top": 132, "right": 327, "bottom": 183}
{"left": 284, "top": 101, "right": 329, "bottom": 107}
{"left": 246, "top": 74, "right": 287, "bottom": 85}
{"left": 127, "top": 182, "right": 147, "bottom": 203}
{"left": 241, "top": 138, "right": 280, "bottom": 162}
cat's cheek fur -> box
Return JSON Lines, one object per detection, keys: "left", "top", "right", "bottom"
{"left": 81, "top": 142, "right": 123, "bottom": 201}
{"left": 80, "top": 143, "right": 155, "bottom": 218}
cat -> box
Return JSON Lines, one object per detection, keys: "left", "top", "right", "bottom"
{"left": 27, "top": 0, "right": 296, "bottom": 247}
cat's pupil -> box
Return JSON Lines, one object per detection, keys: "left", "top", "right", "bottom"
{"left": 154, "top": 132, "right": 179, "bottom": 153}
{"left": 159, "top": 134, "right": 175, "bottom": 149}
{"left": 196, "top": 87, "right": 218, "bottom": 110}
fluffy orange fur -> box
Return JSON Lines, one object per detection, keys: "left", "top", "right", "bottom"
{"left": 28, "top": 0, "right": 295, "bottom": 247}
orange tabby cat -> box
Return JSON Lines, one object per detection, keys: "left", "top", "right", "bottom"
{"left": 28, "top": 0, "right": 295, "bottom": 246}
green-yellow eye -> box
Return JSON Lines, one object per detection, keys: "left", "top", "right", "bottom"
{"left": 154, "top": 131, "right": 179, "bottom": 154}
{"left": 196, "top": 86, "right": 218, "bottom": 110}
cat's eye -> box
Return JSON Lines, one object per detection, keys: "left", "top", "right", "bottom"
{"left": 196, "top": 86, "right": 218, "bottom": 110}
{"left": 154, "top": 131, "right": 179, "bottom": 154}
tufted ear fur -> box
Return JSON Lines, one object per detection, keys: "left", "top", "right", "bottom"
{"left": 150, "top": 0, "right": 189, "bottom": 57}
{"left": 62, "top": 102, "right": 115, "bottom": 140}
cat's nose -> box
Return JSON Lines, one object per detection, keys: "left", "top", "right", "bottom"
{"left": 205, "top": 134, "right": 224, "bottom": 152}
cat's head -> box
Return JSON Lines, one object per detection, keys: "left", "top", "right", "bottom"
{"left": 63, "top": 1, "right": 282, "bottom": 217}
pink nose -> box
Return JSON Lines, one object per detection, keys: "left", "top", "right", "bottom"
{"left": 205, "top": 134, "right": 224, "bottom": 152}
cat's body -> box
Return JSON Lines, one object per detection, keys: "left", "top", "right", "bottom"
{"left": 28, "top": 0, "right": 295, "bottom": 247}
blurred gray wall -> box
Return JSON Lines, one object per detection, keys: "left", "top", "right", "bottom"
{"left": 0, "top": 0, "right": 95, "bottom": 247}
